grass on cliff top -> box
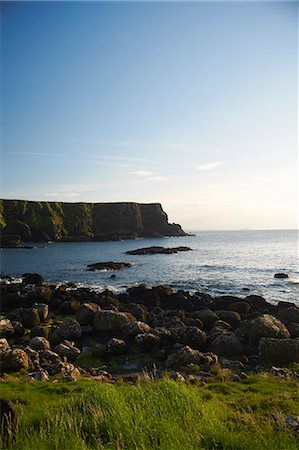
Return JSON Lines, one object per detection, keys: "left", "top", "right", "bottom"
{"left": 1, "top": 374, "right": 298, "bottom": 450}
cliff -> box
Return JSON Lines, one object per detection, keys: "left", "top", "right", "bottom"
{"left": 0, "top": 200, "right": 187, "bottom": 244}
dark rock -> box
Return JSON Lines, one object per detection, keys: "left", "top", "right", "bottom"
{"left": 274, "top": 273, "right": 289, "bottom": 279}
{"left": 125, "top": 246, "right": 192, "bottom": 255}
{"left": 122, "top": 321, "right": 151, "bottom": 336}
{"left": 209, "top": 332, "right": 243, "bottom": 357}
{"left": 87, "top": 262, "right": 132, "bottom": 271}
{"left": 22, "top": 308, "right": 40, "bottom": 328}
{"left": 33, "top": 303, "right": 49, "bottom": 322}
{"left": 214, "top": 310, "right": 241, "bottom": 327}
{"left": 93, "top": 310, "right": 135, "bottom": 331}
{"left": 244, "top": 295, "right": 268, "bottom": 311}
{"left": 259, "top": 338, "right": 299, "bottom": 363}
{"left": 192, "top": 310, "right": 219, "bottom": 329}
{"left": 91, "top": 343, "right": 107, "bottom": 357}
{"left": 29, "top": 336, "right": 51, "bottom": 351}
{"left": 30, "top": 326, "right": 49, "bottom": 339}
{"left": 58, "top": 300, "right": 80, "bottom": 315}
{"left": 12, "top": 321, "right": 25, "bottom": 337}
{"left": 22, "top": 273, "right": 44, "bottom": 286}
{"left": 287, "top": 323, "right": 299, "bottom": 338}
{"left": 106, "top": 338, "right": 127, "bottom": 354}
{"left": 52, "top": 319, "right": 82, "bottom": 343}
{"left": 135, "top": 333, "right": 160, "bottom": 350}
{"left": 275, "top": 307, "right": 299, "bottom": 324}
{"left": 54, "top": 342, "right": 81, "bottom": 361}
{"left": 228, "top": 301, "right": 251, "bottom": 314}
{"left": 171, "top": 326, "right": 207, "bottom": 350}
{"left": 75, "top": 303, "right": 100, "bottom": 325}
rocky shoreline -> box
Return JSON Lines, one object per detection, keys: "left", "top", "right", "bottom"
{"left": 1, "top": 274, "right": 299, "bottom": 383}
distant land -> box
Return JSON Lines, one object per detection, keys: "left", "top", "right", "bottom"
{"left": 0, "top": 199, "right": 187, "bottom": 246}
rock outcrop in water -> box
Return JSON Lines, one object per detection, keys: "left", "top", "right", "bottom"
{"left": 0, "top": 200, "right": 187, "bottom": 245}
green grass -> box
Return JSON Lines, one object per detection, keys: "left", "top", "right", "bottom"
{"left": 1, "top": 375, "right": 298, "bottom": 450}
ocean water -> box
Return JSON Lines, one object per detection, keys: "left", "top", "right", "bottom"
{"left": 1, "top": 230, "right": 298, "bottom": 305}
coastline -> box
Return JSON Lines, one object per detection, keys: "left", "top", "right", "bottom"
{"left": 1, "top": 276, "right": 299, "bottom": 383}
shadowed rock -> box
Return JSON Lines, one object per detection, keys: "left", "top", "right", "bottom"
{"left": 126, "top": 246, "right": 192, "bottom": 255}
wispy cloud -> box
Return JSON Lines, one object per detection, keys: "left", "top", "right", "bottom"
{"left": 45, "top": 186, "right": 95, "bottom": 198}
{"left": 130, "top": 170, "right": 167, "bottom": 182}
{"left": 2, "top": 151, "right": 65, "bottom": 157}
{"left": 131, "top": 170, "right": 155, "bottom": 177}
{"left": 196, "top": 162, "right": 224, "bottom": 171}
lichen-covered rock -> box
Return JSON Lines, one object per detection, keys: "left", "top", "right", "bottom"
{"left": 171, "top": 326, "right": 207, "bottom": 350}
{"left": 60, "top": 362, "right": 80, "bottom": 381}
{"left": 29, "top": 336, "right": 51, "bottom": 351}
{"left": 122, "top": 321, "right": 151, "bottom": 336}
{"left": 259, "top": 337, "right": 299, "bottom": 363}
{"left": 135, "top": 333, "right": 160, "bottom": 350}
{"left": 93, "top": 310, "right": 135, "bottom": 331}
{"left": 0, "top": 338, "right": 10, "bottom": 354}
{"left": 75, "top": 303, "right": 100, "bottom": 325}
{"left": 250, "top": 314, "right": 290, "bottom": 344}
{"left": 0, "top": 318, "right": 14, "bottom": 338}
{"left": 165, "top": 345, "right": 211, "bottom": 369}
{"left": 209, "top": 332, "right": 243, "bottom": 357}
{"left": 54, "top": 342, "right": 81, "bottom": 361}
{"left": 53, "top": 319, "right": 82, "bottom": 342}
{"left": 2, "top": 348, "right": 30, "bottom": 372}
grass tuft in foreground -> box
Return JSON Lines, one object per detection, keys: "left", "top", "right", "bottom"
{"left": 0, "top": 375, "right": 298, "bottom": 450}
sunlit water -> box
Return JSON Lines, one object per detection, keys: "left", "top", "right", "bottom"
{"left": 1, "top": 230, "right": 298, "bottom": 305}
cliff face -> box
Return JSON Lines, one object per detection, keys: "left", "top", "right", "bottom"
{"left": 0, "top": 200, "right": 187, "bottom": 243}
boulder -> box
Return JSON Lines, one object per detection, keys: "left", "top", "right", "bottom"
{"left": 12, "top": 321, "right": 25, "bottom": 337}
{"left": 259, "top": 338, "right": 299, "bottom": 363}
{"left": 250, "top": 314, "right": 290, "bottom": 344}
{"left": 171, "top": 326, "right": 207, "bottom": 350}
{"left": 29, "top": 336, "right": 51, "bottom": 351}
{"left": 287, "top": 323, "right": 299, "bottom": 338}
{"left": 192, "top": 310, "right": 219, "bottom": 329}
{"left": 22, "top": 273, "right": 44, "bottom": 286}
{"left": 29, "top": 370, "right": 49, "bottom": 381}
{"left": 122, "top": 321, "right": 151, "bottom": 336}
{"left": 275, "top": 307, "right": 299, "bottom": 325}
{"left": 22, "top": 308, "right": 40, "bottom": 328}
{"left": 214, "top": 310, "right": 241, "bottom": 327}
{"left": 87, "top": 262, "right": 132, "bottom": 271}
{"left": 0, "top": 338, "right": 10, "bottom": 354}
{"left": 53, "top": 319, "right": 82, "bottom": 342}
{"left": 274, "top": 273, "right": 288, "bottom": 279}
{"left": 54, "top": 343, "right": 81, "bottom": 361}
{"left": 0, "top": 318, "right": 14, "bottom": 338}
{"left": 60, "top": 362, "right": 80, "bottom": 381}
{"left": 2, "top": 348, "right": 30, "bottom": 372}
{"left": 91, "top": 343, "right": 107, "bottom": 357}
{"left": 33, "top": 303, "right": 49, "bottom": 322}
{"left": 106, "top": 338, "right": 127, "bottom": 354}
{"left": 93, "top": 310, "right": 135, "bottom": 331}
{"left": 209, "top": 332, "right": 243, "bottom": 357}
{"left": 30, "top": 326, "right": 49, "bottom": 339}
{"left": 75, "top": 303, "right": 100, "bottom": 325}
{"left": 228, "top": 301, "right": 251, "bottom": 314}
{"left": 135, "top": 333, "right": 160, "bottom": 350}
{"left": 165, "top": 345, "right": 206, "bottom": 369}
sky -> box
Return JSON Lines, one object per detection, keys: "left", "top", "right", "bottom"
{"left": 1, "top": 1, "right": 298, "bottom": 230}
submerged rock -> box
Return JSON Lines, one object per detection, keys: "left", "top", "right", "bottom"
{"left": 87, "top": 262, "right": 132, "bottom": 271}
{"left": 125, "top": 246, "right": 192, "bottom": 255}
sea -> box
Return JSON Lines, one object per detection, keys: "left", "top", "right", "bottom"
{"left": 1, "top": 229, "right": 298, "bottom": 306}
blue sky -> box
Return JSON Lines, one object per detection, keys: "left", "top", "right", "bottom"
{"left": 1, "top": 1, "right": 297, "bottom": 230}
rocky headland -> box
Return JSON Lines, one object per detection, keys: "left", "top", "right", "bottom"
{"left": 1, "top": 275, "right": 298, "bottom": 383}
{"left": 0, "top": 200, "right": 187, "bottom": 247}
